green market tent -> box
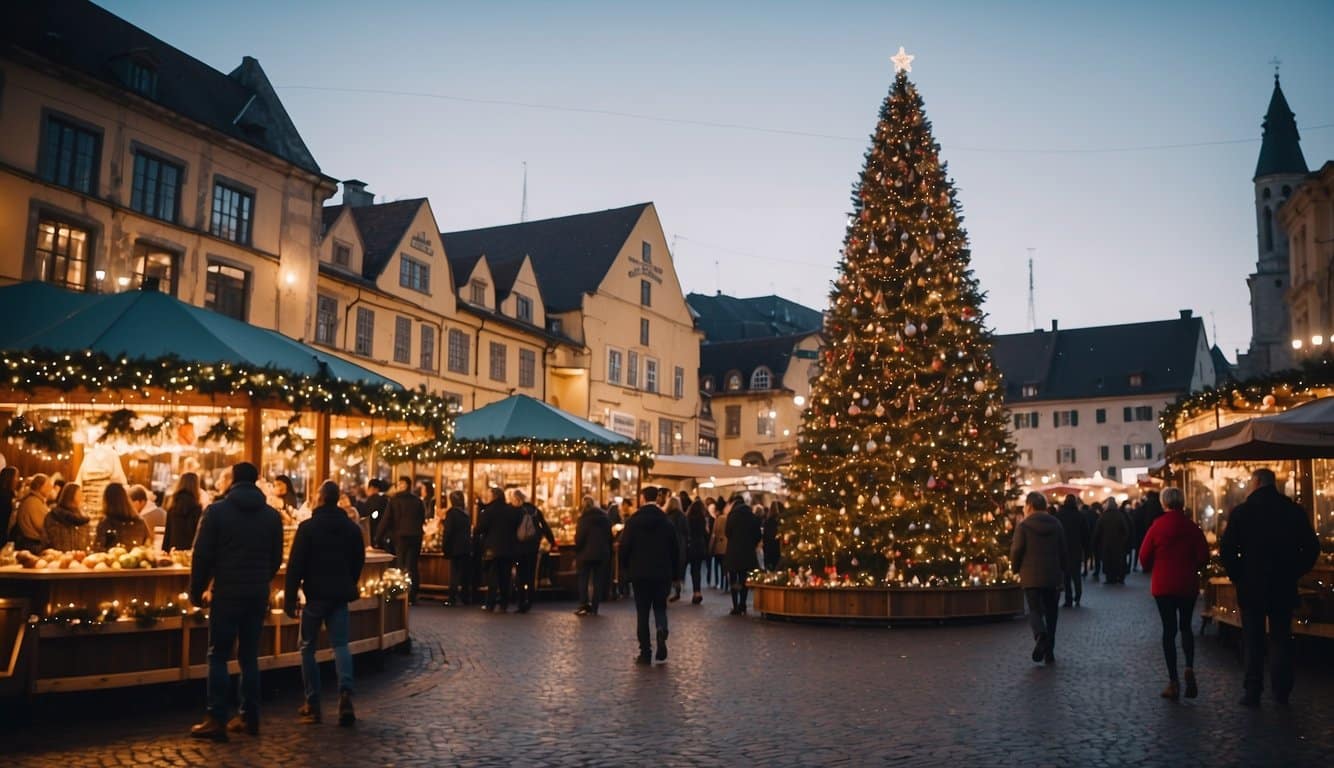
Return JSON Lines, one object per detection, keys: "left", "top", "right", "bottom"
{"left": 455, "top": 394, "right": 635, "bottom": 445}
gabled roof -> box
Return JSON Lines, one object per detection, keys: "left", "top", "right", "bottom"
{"left": 455, "top": 394, "right": 634, "bottom": 445}
{"left": 993, "top": 315, "right": 1207, "bottom": 403}
{"left": 1255, "top": 75, "right": 1308, "bottom": 180}
{"left": 698, "top": 333, "right": 816, "bottom": 392}
{"left": 440, "top": 203, "right": 651, "bottom": 312}
{"left": 687, "top": 293, "right": 824, "bottom": 342}
{"left": 323, "top": 199, "right": 428, "bottom": 281}
{"left": 2, "top": 0, "right": 323, "bottom": 176}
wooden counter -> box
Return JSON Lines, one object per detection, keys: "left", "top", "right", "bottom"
{"left": 0, "top": 551, "right": 408, "bottom": 696}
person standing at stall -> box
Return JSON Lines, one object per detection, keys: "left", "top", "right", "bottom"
{"left": 476, "top": 487, "right": 520, "bottom": 612}
{"left": 1139, "top": 487, "right": 1209, "bottom": 701}
{"left": 0, "top": 466, "right": 17, "bottom": 546}
{"left": 364, "top": 479, "right": 388, "bottom": 527}
{"left": 44, "top": 482, "right": 90, "bottom": 551}
{"left": 724, "top": 493, "right": 762, "bottom": 615}
{"left": 1220, "top": 468, "right": 1321, "bottom": 707}
{"left": 378, "top": 477, "right": 426, "bottom": 605}
{"left": 129, "top": 485, "right": 166, "bottom": 534}
{"left": 574, "top": 495, "right": 612, "bottom": 616}
{"left": 163, "top": 473, "right": 205, "bottom": 552}
{"left": 619, "top": 486, "right": 680, "bottom": 664}
{"left": 189, "top": 462, "right": 284, "bottom": 741}
{"left": 12, "top": 473, "right": 53, "bottom": 553}
{"left": 285, "top": 481, "right": 364, "bottom": 727}
{"left": 96, "top": 484, "right": 150, "bottom": 549}
{"left": 442, "top": 490, "right": 473, "bottom": 606}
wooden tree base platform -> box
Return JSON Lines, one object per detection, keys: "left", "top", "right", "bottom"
{"left": 750, "top": 582, "right": 1024, "bottom": 624}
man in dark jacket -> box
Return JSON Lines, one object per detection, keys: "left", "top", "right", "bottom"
{"left": 441, "top": 490, "right": 473, "bottom": 606}
{"left": 1010, "top": 492, "right": 1070, "bottom": 665}
{"left": 724, "top": 493, "right": 762, "bottom": 615}
{"left": 364, "top": 479, "right": 388, "bottom": 524}
{"left": 619, "top": 486, "right": 680, "bottom": 664}
{"left": 1053, "top": 495, "right": 1088, "bottom": 607}
{"left": 512, "top": 489, "right": 556, "bottom": 613}
{"left": 1220, "top": 468, "right": 1321, "bottom": 707}
{"left": 574, "top": 496, "right": 613, "bottom": 616}
{"left": 188, "top": 462, "right": 283, "bottom": 740}
{"left": 476, "top": 487, "right": 521, "bottom": 612}
{"left": 285, "top": 481, "right": 365, "bottom": 727}
{"left": 378, "top": 477, "right": 426, "bottom": 604}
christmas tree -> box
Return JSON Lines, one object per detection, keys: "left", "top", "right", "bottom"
{"left": 785, "top": 49, "right": 1016, "bottom": 586}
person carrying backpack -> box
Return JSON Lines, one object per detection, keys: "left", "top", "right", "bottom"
{"left": 512, "top": 489, "right": 555, "bottom": 613}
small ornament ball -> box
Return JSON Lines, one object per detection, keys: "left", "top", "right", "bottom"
{"left": 973, "top": 379, "right": 987, "bottom": 393}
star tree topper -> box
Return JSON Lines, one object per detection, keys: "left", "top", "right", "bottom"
{"left": 891, "top": 46, "right": 915, "bottom": 73}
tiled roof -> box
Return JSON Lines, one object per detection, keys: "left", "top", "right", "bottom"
{"left": 333, "top": 200, "right": 427, "bottom": 281}
{"left": 320, "top": 206, "right": 343, "bottom": 237}
{"left": 687, "top": 293, "right": 824, "bottom": 342}
{"left": 992, "top": 315, "right": 1208, "bottom": 403}
{"left": 440, "top": 203, "right": 651, "bottom": 312}
{"left": 698, "top": 333, "right": 816, "bottom": 392}
{"left": 3, "top": 0, "right": 322, "bottom": 176}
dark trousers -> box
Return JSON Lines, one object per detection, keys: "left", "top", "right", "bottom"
{"left": 206, "top": 599, "right": 267, "bottom": 721}
{"left": 729, "top": 570, "right": 750, "bottom": 610}
{"left": 632, "top": 579, "right": 670, "bottom": 655}
{"left": 688, "top": 558, "right": 705, "bottom": 594}
{"left": 1242, "top": 603, "right": 1296, "bottom": 700}
{"left": 1154, "top": 594, "right": 1197, "bottom": 681}
{"left": 712, "top": 555, "right": 726, "bottom": 588}
{"left": 763, "top": 545, "right": 781, "bottom": 572}
{"left": 1024, "top": 588, "right": 1060, "bottom": 649}
{"left": 516, "top": 551, "right": 539, "bottom": 609}
{"left": 394, "top": 536, "right": 422, "bottom": 602}
{"left": 577, "top": 561, "right": 605, "bottom": 610}
{"left": 1063, "top": 564, "right": 1083, "bottom": 605}
{"left": 449, "top": 555, "right": 473, "bottom": 604}
{"left": 486, "top": 557, "right": 514, "bottom": 609}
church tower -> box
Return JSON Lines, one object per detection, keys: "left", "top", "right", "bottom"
{"left": 1239, "top": 73, "right": 1308, "bottom": 377}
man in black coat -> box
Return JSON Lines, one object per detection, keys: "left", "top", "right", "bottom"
{"left": 441, "top": 490, "right": 473, "bottom": 606}
{"left": 619, "top": 485, "right": 680, "bottom": 664}
{"left": 512, "top": 489, "right": 556, "bottom": 613}
{"left": 475, "top": 487, "right": 521, "bottom": 612}
{"left": 724, "top": 493, "right": 762, "bottom": 615}
{"left": 574, "top": 496, "right": 612, "bottom": 616}
{"left": 363, "top": 479, "right": 388, "bottom": 524}
{"left": 285, "top": 481, "right": 365, "bottom": 727}
{"left": 188, "top": 462, "right": 283, "bottom": 740}
{"left": 1053, "top": 495, "right": 1089, "bottom": 607}
{"left": 378, "top": 477, "right": 426, "bottom": 604}
{"left": 1220, "top": 468, "right": 1321, "bottom": 707}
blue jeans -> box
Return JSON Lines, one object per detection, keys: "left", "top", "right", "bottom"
{"left": 207, "top": 600, "right": 267, "bottom": 721}
{"left": 300, "top": 600, "right": 353, "bottom": 704}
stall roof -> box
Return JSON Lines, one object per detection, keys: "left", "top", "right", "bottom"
{"left": 1167, "top": 397, "right": 1334, "bottom": 461}
{"left": 454, "top": 394, "right": 635, "bottom": 445}
{"left": 649, "top": 454, "right": 772, "bottom": 481}
{"left": 0, "top": 282, "right": 398, "bottom": 386}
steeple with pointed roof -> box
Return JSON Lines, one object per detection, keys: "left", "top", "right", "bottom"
{"left": 1254, "top": 74, "right": 1308, "bottom": 180}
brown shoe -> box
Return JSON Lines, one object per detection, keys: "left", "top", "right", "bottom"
{"left": 226, "top": 714, "right": 259, "bottom": 735}
{"left": 189, "top": 713, "right": 229, "bottom": 741}
{"left": 1183, "top": 668, "right": 1198, "bottom": 699}
{"left": 337, "top": 691, "right": 356, "bottom": 727}
{"left": 1161, "top": 681, "right": 1180, "bottom": 701}
{"left": 298, "top": 702, "right": 321, "bottom": 725}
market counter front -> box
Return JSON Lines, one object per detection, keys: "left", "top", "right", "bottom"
{"left": 0, "top": 552, "right": 408, "bottom": 696}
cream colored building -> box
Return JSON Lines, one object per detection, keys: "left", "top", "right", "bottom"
{"left": 1282, "top": 161, "right": 1334, "bottom": 359}
{"left": 0, "top": 1, "right": 334, "bottom": 337}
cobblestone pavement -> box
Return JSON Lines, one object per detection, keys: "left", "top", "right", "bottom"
{"left": 5, "top": 572, "right": 1332, "bottom": 767}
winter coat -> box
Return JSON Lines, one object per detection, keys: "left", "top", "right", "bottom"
{"left": 1053, "top": 503, "right": 1088, "bottom": 563}
{"left": 285, "top": 503, "right": 366, "bottom": 607}
{"left": 476, "top": 499, "right": 521, "bottom": 560}
{"left": 686, "top": 503, "right": 710, "bottom": 561}
{"left": 189, "top": 482, "right": 284, "bottom": 605}
{"left": 710, "top": 511, "right": 729, "bottom": 557}
{"left": 441, "top": 506, "right": 472, "bottom": 558}
{"left": 574, "top": 507, "right": 612, "bottom": 563}
{"left": 1139, "top": 509, "right": 1208, "bottom": 598}
{"left": 13, "top": 491, "right": 49, "bottom": 551}
{"left": 1093, "top": 504, "right": 1132, "bottom": 578}
{"left": 43, "top": 504, "right": 90, "bottom": 551}
{"left": 618, "top": 504, "right": 680, "bottom": 582}
{"left": 1009, "top": 511, "right": 1069, "bottom": 590}
{"left": 1219, "top": 486, "right": 1321, "bottom": 611}
{"left": 95, "top": 516, "right": 150, "bottom": 550}
{"left": 724, "top": 503, "right": 762, "bottom": 572}
{"left": 667, "top": 507, "right": 689, "bottom": 578}
{"left": 379, "top": 491, "right": 427, "bottom": 543}
{"left": 139, "top": 502, "right": 166, "bottom": 532}
{"left": 1136, "top": 496, "right": 1164, "bottom": 548}
{"left": 0, "top": 490, "right": 13, "bottom": 546}
{"left": 162, "top": 492, "right": 203, "bottom": 551}
{"left": 364, "top": 492, "right": 388, "bottom": 522}
{"left": 517, "top": 503, "right": 556, "bottom": 555}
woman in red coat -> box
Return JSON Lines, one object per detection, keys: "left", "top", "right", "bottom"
{"left": 1139, "top": 486, "right": 1209, "bottom": 701}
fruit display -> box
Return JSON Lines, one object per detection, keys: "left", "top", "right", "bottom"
{"left": 8, "top": 545, "right": 186, "bottom": 571}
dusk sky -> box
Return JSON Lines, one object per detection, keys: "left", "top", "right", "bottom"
{"left": 101, "top": 0, "right": 1334, "bottom": 359}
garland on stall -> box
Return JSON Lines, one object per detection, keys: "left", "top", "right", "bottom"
{"left": 378, "top": 436, "right": 655, "bottom": 467}
{"left": 268, "top": 413, "right": 308, "bottom": 455}
{"left": 2, "top": 413, "right": 73, "bottom": 456}
{"left": 1159, "top": 354, "right": 1334, "bottom": 436}
{"left": 30, "top": 598, "right": 204, "bottom": 631}
{"left": 199, "top": 417, "right": 244, "bottom": 446}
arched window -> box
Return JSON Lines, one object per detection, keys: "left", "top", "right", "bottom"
{"left": 1263, "top": 207, "right": 1274, "bottom": 251}
{"left": 1262, "top": 187, "right": 1272, "bottom": 200}
{"left": 701, "top": 376, "right": 715, "bottom": 392}
{"left": 750, "top": 367, "right": 772, "bottom": 390}
{"left": 725, "top": 371, "right": 743, "bottom": 391}
{"left": 1282, "top": 185, "right": 1291, "bottom": 198}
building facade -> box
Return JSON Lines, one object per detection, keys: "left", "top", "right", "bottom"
{"left": 1282, "top": 161, "right": 1334, "bottom": 360}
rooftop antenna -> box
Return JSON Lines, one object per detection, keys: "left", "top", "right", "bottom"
{"left": 1026, "top": 248, "right": 1037, "bottom": 331}
{"left": 520, "top": 161, "right": 528, "bottom": 223}
{"left": 1210, "top": 311, "right": 1219, "bottom": 345}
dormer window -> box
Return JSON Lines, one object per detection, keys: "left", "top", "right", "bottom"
{"left": 469, "top": 279, "right": 488, "bottom": 305}
{"left": 701, "top": 376, "right": 715, "bottom": 392}
{"left": 750, "top": 367, "right": 772, "bottom": 390}
{"left": 1021, "top": 383, "right": 1039, "bottom": 398}
{"left": 1128, "top": 373, "right": 1143, "bottom": 388}
{"left": 128, "top": 59, "right": 157, "bottom": 98}
{"left": 725, "top": 371, "right": 743, "bottom": 392}
{"left": 515, "top": 294, "right": 533, "bottom": 323}
{"left": 332, "top": 242, "right": 351, "bottom": 268}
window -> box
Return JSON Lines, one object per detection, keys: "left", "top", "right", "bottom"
{"left": 469, "top": 279, "right": 487, "bottom": 305}
{"left": 130, "top": 152, "right": 181, "bottom": 223}
{"left": 701, "top": 376, "right": 715, "bottom": 392}
{"left": 1263, "top": 207, "right": 1273, "bottom": 251}
{"left": 40, "top": 116, "right": 99, "bottom": 194}
{"left": 658, "top": 419, "right": 685, "bottom": 456}
{"left": 757, "top": 412, "right": 775, "bottom": 437}
{"left": 1054, "top": 410, "right": 1078, "bottom": 427}
{"left": 515, "top": 294, "right": 533, "bottom": 323}
{"left": 393, "top": 316, "right": 412, "bottom": 364}
{"left": 420, "top": 325, "right": 435, "bottom": 371}
{"left": 640, "top": 279, "right": 651, "bottom": 307}
{"left": 750, "top": 367, "right": 772, "bottom": 390}
{"left": 399, "top": 256, "right": 430, "bottom": 293}
{"left": 607, "top": 349, "right": 623, "bottom": 385}
{"left": 1107, "top": 466, "right": 1118, "bottom": 480}
{"left": 354, "top": 307, "right": 374, "bottom": 356}
{"left": 130, "top": 242, "right": 176, "bottom": 294}
{"left": 1020, "top": 383, "right": 1039, "bottom": 398}
{"left": 1056, "top": 446, "right": 1077, "bottom": 465}
{"left": 32, "top": 216, "right": 90, "bottom": 291}
{"left": 673, "top": 366, "right": 685, "bottom": 400}
{"left": 640, "top": 318, "right": 650, "bottom": 346}
{"left": 1016, "top": 449, "right": 1033, "bottom": 466}
{"left": 315, "top": 295, "right": 338, "bottom": 345}
{"left": 1125, "top": 443, "right": 1153, "bottom": 461}
{"left": 519, "top": 349, "right": 536, "bottom": 388}
{"left": 1095, "top": 408, "right": 1106, "bottom": 424}
{"left": 725, "top": 405, "right": 741, "bottom": 437}
{"left": 1013, "top": 412, "right": 1039, "bottom": 429}
{"left": 332, "top": 242, "right": 351, "bottom": 268}
{"left": 127, "top": 60, "right": 157, "bottom": 97}
{"left": 1125, "top": 406, "right": 1154, "bottom": 422}
{"left": 210, "top": 182, "right": 253, "bottom": 244}
{"left": 726, "top": 372, "right": 742, "bottom": 391}
{"left": 204, "top": 262, "right": 249, "bottom": 321}
{"left": 637, "top": 419, "right": 652, "bottom": 444}
{"left": 642, "top": 241, "right": 652, "bottom": 264}
{"left": 627, "top": 351, "right": 640, "bottom": 388}
{"left": 547, "top": 317, "right": 562, "bottom": 335}
{"left": 447, "top": 329, "right": 469, "bottom": 374}
{"left": 645, "top": 358, "right": 658, "bottom": 393}
{"left": 1128, "top": 373, "right": 1143, "bottom": 388}
{"left": 489, "top": 342, "right": 507, "bottom": 382}
{"left": 698, "top": 436, "right": 718, "bottom": 459}
{"left": 1099, "top": 445, "right": 1110, "bottom": 461}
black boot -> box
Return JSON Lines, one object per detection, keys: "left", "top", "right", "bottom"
{"left": 655, "top": 628, "right": 668, "bottom": 662}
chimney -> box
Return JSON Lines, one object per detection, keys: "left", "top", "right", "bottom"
{"left": 1050, "top": 319, "right": 1059, "bottom": 332}
{"left": 1179, "top": 309, "right": 1192, "bottom": 320}
{"left": 342, "top": 179, "right": 373, "bottom": 208}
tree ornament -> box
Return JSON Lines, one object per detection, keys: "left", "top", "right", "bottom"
{"left": 973, "top": 379, "right": 987, "bottom": 394}
{"left": 866, "top": 438, "right": 878, "bottom": 453}
{"left": 1262, "top": 394, "right": 1277, "bottom": 408}
{"left": 904, "top": 322, "right": 918, "bottom": 338}
{"left": 874, "top": 403, "right": 886, "bottom": 417}
{"left": 927, "top": 476, "right": 937, "bottom": 490}
{"left": 892, "top": 492, "right": 907, "bottom": 508}
{"left": 930, "top": 358, "right": 944, "bottom": 372}
{"left": 847, "top": 404, "right": 861, "bottom": 416}
{"left": 900, "top": 232, "right": 909, "bottom": 242}
{"left": 868, "top": 238, "right": 878, "bottom": 255}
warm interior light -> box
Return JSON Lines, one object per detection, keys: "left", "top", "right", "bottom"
{"left": 1312, "top": 335, "right": 1324, "bottom": 346}
{"left": 116, "top": 276, "right": 130, "bottom": 287}
{"left": 1292, "top": 339, "right": 1304, "bottom": 350}
{"left": 792, "top": 395, "right": 806, "bottom": 407}
{"left": 94, "top": 269, "right": 107, "bottom": 281}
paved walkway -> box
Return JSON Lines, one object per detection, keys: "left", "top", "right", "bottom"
{"left": 5, "top": 572, "right": 1332, "bottom": 767}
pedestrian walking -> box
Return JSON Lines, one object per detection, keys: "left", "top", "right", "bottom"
{"left": 1219, "top": 468, "right": 1321, "bottom": 707}
{"left": 285, "top": 481, "right": 365, "bottom": 727}
{"left": 686, "top": 497, "right": 710, "bottom": 604}
{"left": 1093, "top": 497, "right": 1131, "bottom": 584}
{"left": 1138, "top": 487, "right": 1208, "bottom": 701}
{"left": 188, "top": 462, "right": 284, "bottom": 740}
{"left": 1010, "top": 491, "right": 1069, "bottom": 665}
{"left": 1053, "top": 494, "right": 1088, "bottom": 607}
{"left": 1082, "top": 503, "right": 1101, "bottom": 580}
{"left": 476, "top": 487, "right": 520, "bottom": 612}
{"left": 618, "top": 486, "right": 680, "bottom": 664}
{"left": 378, "top": 477, "right": 426, "bottom": 604}
{"left": 710, "top": 501, "right": 730, "bottom": 592}
{"left": 441, "top": 490, "right": 473, "bottom": 606}
{"left": 512, "top": 489, "right": 555, "bottom": 613}
{"left": 665, "top": 495, "right": 688, "bottom": 601}
{"left": 724, "top": 493, "right": 762, "bottom": 615}
{"left": 574, "top": 495, "right": 612, "bottom": 616}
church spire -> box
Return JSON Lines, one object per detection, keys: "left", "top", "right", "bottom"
{"left": 1254, "top": 73, "right": 1308, "bottom": 180}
